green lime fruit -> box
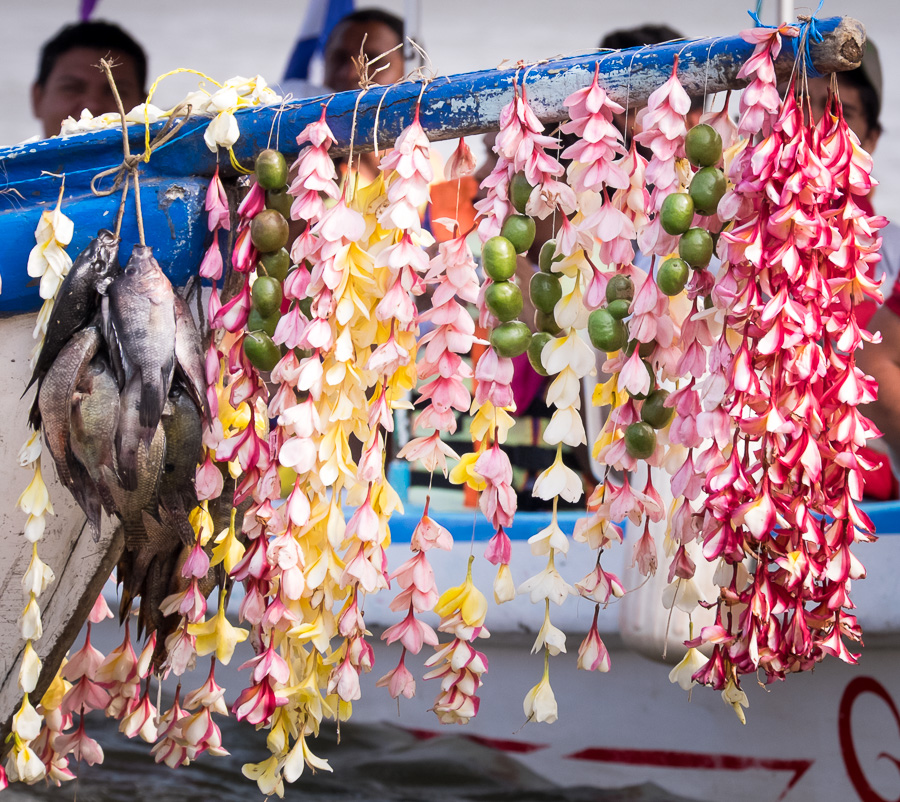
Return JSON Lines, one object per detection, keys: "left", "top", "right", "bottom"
{"left": 640, "top": 389, "right": 674, "bottom": 429}
{"left": 251, "top": 275, "right": 283, "bottom": 317}
{"left": 626, "top": 338, "right": 657, "bottom": 359}
{"left": 527, "top": 331, "right": 552, "bottom": 376}
{"left": 250, "top": 209, "right": 289, "bottom": 253}
{"left": 685, "top": 124, "right": 723, "bottom": 168}
{"left": 657, "top": 257, "right": 691, "bottom": 296}
{"left": 660, "top": 193, "right": 695, "bottom": 235}
{"left": 588, "top": 309, "right": 628, "bottom": 352}
{"left": 689, "top": 166, "right": 727, "bottom": 216}
{"left": 259, "top": 248, "right": 291, "bottom": 282}
{"left": 605, "top": 274, "right": 635, "bottom": 304}
{"left": 510, "top": 172, "right": 534, "bottom": 214}
{"left": 500, "top": 214, "right": 536, "bottom": 254}
{"left": 491, "top": 320, "right": 532, "bottom": 358}
{"left": 243, "top": 330, "right": 282, "bottom": 371}
{"left": 624, "top": 421, "right": 658, "bottom": 459}
{"left": 485, "top": 280, "right": 523, "bottom": 322}
{"left": 607, "top": 298, "right": 632, "bottom": 320}
{"left": 678, "top": 227, "right": 714, "bottom": 268}
{"left": 482, "top": 236, "right": 518, "bottom": 281}
{"left": 539, "top": 240, "right": 563, "bottom": 273}
{"left": 255, "top": 149, "right": 288, "bottom": 190}
{"left": 247, "top": 307, "right": 280, "bottom": 338}
{"left": 530, "top": 272, "right": 563, "bottom": 314}
{"left": 535, "top": 310, "right": 562, "bottom": 336}
{"left": 265, "top": 187, "right": 293, "bottom": 219}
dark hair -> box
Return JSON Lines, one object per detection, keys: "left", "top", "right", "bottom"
{"left": 36, "top": 21, "right": 147, "bottom": 90}
{"left": 839, "top": 67, "right": 882, "bottom": 136}
{"left": 326, "top": 8, "right": 404, "bottom": 50}
{"left": 599, "top": 24, "right": 684, "bottom": 51}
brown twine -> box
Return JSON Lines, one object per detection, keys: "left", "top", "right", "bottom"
{"left": 92, "top": 58, "right": 193, "bottom": 244}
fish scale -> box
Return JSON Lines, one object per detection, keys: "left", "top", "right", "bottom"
{"left": 37, "top": 326, "right": 101, "bottom": 488}
{"left": 106, "top": 245, "right": 177, "bottom": 490}
{"left": 69, "top": 354, "right": 120, "bottom": 516}
{"left": 25, "top": 229, "right": 120, "bottom": 406}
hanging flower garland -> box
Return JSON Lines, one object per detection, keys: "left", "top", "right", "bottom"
{"left": 3, "top": 20, "right": 885, "bottom": 793}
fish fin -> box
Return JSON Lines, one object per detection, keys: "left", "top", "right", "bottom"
{"left": 158, "top": 502, "right": 195, "bottom": 547}
{"left": 27, "top": 394, "right": 42, "bottom": 432}
{"left": 67, "top": 457, "right": 103, "bottom": 539}
{"left": 141, "top": 510, "right": 176, "bottom": 555}
{"left": 137, "top": 357, "right": 172, "bottom": 432}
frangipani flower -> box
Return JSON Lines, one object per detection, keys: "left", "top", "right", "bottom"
{"left": 189, "top": 602, "right": 249, "bottom": 665}
{"left": 523, "top": 664, "right": 558, "bottom": 724}
{"left": 434, "top": 558, "right": 488, "bottom": 628}
{"left": 668, "top": 647, "right": 707, "bottom": 691}
{"left": 532, "top": 449, "right": 583, "bottom": 503}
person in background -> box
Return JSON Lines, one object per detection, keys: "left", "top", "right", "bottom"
{"left": 322, "top": 8, "right": 405, "bottom": 94}
{"left": 317, "top": 8, "right": 408, "bottom": 183}
{"left": 827, "top": 42, "right": 900, "bottom": 499}
{"left": 32, "top": 20, "right": 146, "bottom": 139}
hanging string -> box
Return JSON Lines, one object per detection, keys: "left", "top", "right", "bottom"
{"left": 92, "top": 62, "right": 192, "bottom": 198}
{"left": 748, "top": 0, "right": 825, "bottom": 78}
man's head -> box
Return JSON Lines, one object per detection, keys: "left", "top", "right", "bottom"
{"left": 323, "top": 8, "right": 404, "bottom": 93}
{"left": 32, "top": 21, "right": 147, "bottom": 138}
{"left": 807, "top": 40, "right": 882, "bottom": 153}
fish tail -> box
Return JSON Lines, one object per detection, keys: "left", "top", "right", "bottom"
{"left": 138, "top": 371, "right": 168, "bottom": 433}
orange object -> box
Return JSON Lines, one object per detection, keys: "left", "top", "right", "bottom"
{"left": 430, "top": 176, "right": 478, "bottom": 241}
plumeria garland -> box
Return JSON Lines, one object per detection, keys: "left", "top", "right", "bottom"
{"left": 5, "top": 22, "right": 886, "bottom": 794}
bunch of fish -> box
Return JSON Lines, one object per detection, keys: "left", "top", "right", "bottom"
{"left": 27, "top": 229, "right": 213, "bottom": 655}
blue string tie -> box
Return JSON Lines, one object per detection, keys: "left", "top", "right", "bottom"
{"left": 747, "top": 0, "right": 825, "bottom": 78}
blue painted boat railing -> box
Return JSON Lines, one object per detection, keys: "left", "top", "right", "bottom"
{"left": 0, "top": 16, "right": 861, "bottom": 314}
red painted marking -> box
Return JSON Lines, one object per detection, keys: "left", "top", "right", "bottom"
{"left": 467, "top": 734, "right": 548, "bottom": 754}
{"left": 566, "top": 747, "right": 812, "bottom": 801}
{"left": 400, "top": 726, "right": 547, "bottom": 754}
{"left": 839, "top": 676, "right": 900, "bottom": 802}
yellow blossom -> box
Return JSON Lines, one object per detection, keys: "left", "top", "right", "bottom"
{"left": 188, "top": 601, "right": 248, "bottom": 665}
{"left": 242, "top": 755, "right": 284, "bottom": 798}
{"left": 371, "top": 480, "right": 403, "bottom": 518}
{"left": 40, "top": 663, "right": 70, "bottom": 712}
{"left": 283, "top": 732, "right": 333, "bottom": 782}
{"left": 288, "top": 609, "right": 333, "bottom": 654}
{"left": 448, "top": 451, "right": 486, "bottom": 492}
{"left": 722, "top": 679, "right": 749, "bottom": 725}
{"left": 189, "top": 502, "right": 214, "bottom": 546}
{"left": 210, "top": 509, "right": 245, "bottom": 574}
{"left": 17, "top": 464, "right": 53, "bottom": 517}
{"left": 470, "top": 403, "right": 515, "bottom": 444}
{"left": 592, "top": 374, "right": 620, "bottom": 408}
{"left": 434, "top": 556, "right": 488, "bottom": 628}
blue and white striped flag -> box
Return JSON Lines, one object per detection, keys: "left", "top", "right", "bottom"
{"left": 283, "top": 0, "right": 355, "bottom": 82}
